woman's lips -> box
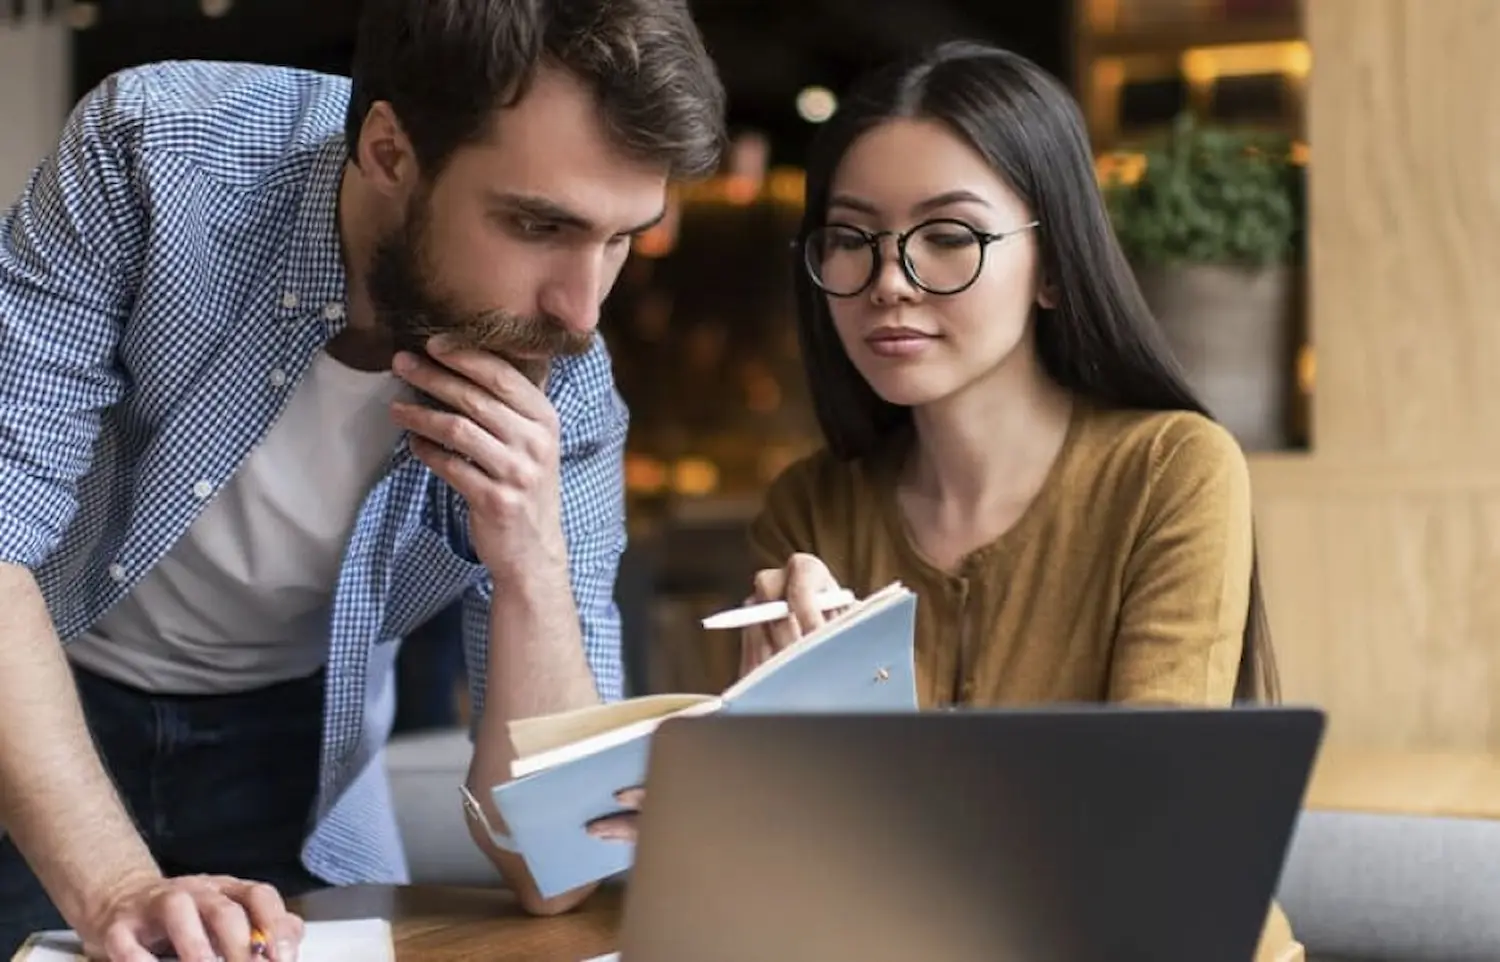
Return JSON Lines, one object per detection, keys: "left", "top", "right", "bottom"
{"left": 864, "top": 327, "right": 939, "bottom": 358}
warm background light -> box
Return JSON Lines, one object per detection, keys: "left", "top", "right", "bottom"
{"left": 795, "top": 85, "right": 837, "bottom": 123}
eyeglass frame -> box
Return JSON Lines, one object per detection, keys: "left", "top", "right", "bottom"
{"left": 794, "top": 217, "right": 1042, "bottom": 298}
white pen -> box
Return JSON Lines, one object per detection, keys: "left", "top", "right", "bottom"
{"left": 700, "top": 588, "right": 857, "bottom": 630}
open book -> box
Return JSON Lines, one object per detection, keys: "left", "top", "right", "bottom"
{"left": 11, "top": 919, "right": 393, "bottom": 962}
{"left": 487, "top": 581, "right": 919, "bottom": 898}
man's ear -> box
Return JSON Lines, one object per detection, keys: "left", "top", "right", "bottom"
{"left": 354, "top": 101, "right": 420, "bottom": 196}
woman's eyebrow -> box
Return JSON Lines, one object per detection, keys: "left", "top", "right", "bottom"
{"left": 827, "top": 189, "right": 993, "bottom": 218}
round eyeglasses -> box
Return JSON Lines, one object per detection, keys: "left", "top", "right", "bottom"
{"left": 798, "top": 218, "right": 1041, "bottom": 297}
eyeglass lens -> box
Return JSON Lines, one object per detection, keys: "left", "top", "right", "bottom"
{"left": 805, "top": 221, "right": 986, "bottom": 295}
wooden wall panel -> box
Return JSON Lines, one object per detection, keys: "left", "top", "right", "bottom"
{"left": 1308, "top": 0, "right": 1500, "bottom": 462}
{"left": 1257, "top": 0, "right": 1500, "bottom": 750}
{"left": 1253, "top": 487, "right": 1500, "bottom": 749}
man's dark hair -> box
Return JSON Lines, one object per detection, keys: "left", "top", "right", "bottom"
{"left": 345, "top": 0, "right": 726, "bottom": 179}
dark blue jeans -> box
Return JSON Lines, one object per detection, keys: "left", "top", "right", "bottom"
{"left": 0, "top": 665, "right": 326, "bottom": 958}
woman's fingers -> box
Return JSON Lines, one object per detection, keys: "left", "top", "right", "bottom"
{"left": 740, "top": 553, "right": 845, "bottom": 673}
{"left": 784, "top": 553, "right": 838, "bottom": 632}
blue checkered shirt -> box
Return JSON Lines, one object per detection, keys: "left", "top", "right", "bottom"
{"left": 0, "top": 61, "right": 628, "bottom": 884}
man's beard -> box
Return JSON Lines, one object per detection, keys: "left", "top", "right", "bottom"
{"left": 366, "top": 194, "right": 592, "bottom": 387}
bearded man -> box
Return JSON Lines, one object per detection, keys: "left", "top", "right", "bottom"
{"left": 0, "top": 1, "right": 725, "bottom": 959}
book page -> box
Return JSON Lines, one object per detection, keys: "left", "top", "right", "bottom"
{"left": 503, "top": 580, "right": 909, "bottom": 777}
{"left": 12, "top": 919, "right": 393, "bottom": 962}
{"left": 720, "top": 581, "right": 910, "bottom": 701}
{"left": 510, "top": 696, "right": 724, "bottom": 777}
{"left": 508, "top": 693, "right": 718, "bottom": 759}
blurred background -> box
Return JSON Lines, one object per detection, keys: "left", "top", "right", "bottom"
{"left": 0, "top": 0, "right": 1314, "bottom": 706}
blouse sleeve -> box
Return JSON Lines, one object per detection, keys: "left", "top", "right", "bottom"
{"left": 1107, "top": 417, "right": 1255, "bottom": 706}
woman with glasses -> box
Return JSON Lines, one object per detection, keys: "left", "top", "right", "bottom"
{"left": 744, "top": 39, "right": 1280, "bottom": 713}
{"left": 740, "top": 41, "right": 1293, "bottom": 958}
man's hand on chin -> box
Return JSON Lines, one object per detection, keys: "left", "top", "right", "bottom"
{"left": 389, "top": 333, "right": 610, "bottom": 915}
{"left": 388, "top": 334, "right": 568, "bottom": 580}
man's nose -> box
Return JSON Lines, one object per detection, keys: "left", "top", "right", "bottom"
{"left": 539, "top": 254, "right": 606, "bottom": 338}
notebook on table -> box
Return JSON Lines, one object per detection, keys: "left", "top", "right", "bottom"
{"left": 11, "top": 918, "right": 393, "bottom": 962}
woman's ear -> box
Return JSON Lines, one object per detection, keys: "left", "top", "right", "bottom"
{"left": 1036, "top": 280, "right": 1058, "bottom": 310}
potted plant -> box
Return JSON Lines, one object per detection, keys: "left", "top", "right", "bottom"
{"left": 1103, "top": 112, "right": 1307, "bottom": 451}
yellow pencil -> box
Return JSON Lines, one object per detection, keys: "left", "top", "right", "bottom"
{"left": 250, "top": 928, "right": 271, "bottom": 959}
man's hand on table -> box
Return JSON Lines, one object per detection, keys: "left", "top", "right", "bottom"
{"left": 80, "top": 873, "right": 302, "bottom": 962}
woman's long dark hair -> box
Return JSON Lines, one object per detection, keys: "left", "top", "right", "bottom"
{"left": 792, "top": 40, "right": 1279, "bottom": 704}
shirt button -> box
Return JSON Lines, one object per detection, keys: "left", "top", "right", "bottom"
{"left": 191, "top": 479, "right": 214, "bottom": 499}
{"left": 322, "top": 302, "right": 345, "bottom": 321}
{"left": 107, "top": 563, "right": 127, "bottom": 583}
{"left": 268, "top": 368, "right": 288, "bottom": 388}
{"left": 281, "top": 291, "right": 299, "bottom": 310}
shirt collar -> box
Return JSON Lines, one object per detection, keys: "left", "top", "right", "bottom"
{"left": 277, "top": 133, "right": 351, "bottom": 335}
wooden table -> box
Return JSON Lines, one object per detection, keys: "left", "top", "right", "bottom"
{"left": 293, "top": 884, "right": 620, "bottom": 961}
{"left": 290, "top": 747, "right": 1500, "bottom": 961}
{"left": 1305, "top": 747, "right": 1500, "bottom": 821}
{"left": 295, "top": 883, "right": 1303, "bottom": 962}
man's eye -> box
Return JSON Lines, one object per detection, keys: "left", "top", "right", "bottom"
{"left": 514, "top": 216, "right": 559, "bottom": 236}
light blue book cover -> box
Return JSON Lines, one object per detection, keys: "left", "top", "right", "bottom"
{"left": 489, "top": 585, "right": 919, "bottom": 898}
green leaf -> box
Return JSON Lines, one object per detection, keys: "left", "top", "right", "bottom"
{"left": 1105, "top": 112, "right": 1305, "bottom": 268}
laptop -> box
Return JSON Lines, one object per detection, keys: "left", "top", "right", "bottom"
{"left": 617, "top": 706, "right": 1325, "bottom": 962}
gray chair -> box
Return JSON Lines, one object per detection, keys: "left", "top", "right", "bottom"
{"left": 1278, "top": 810, "right": 1500, "bottom": 962}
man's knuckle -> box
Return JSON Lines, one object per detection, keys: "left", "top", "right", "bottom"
{"left": 478, "top": 485, "right": 522, "bottom": 518}
{"left": 453, "top": 417, "right": 484, "bottom": 449}
{"left": 521, "top": 423, "right": 557, "bottom": 460}
{"left": 432, "top": 414, "right": 463, "bottom": 446}
{"left": 245, "top": 881, "right": 281, "bottom": 906}
{"left": 476, "top": 490, "right": 505, "bottom": 518}
{"left": 103, "top": 920, "right": 136, "bottom": 948}
{"left": 444, "top": 417, "right": 490, "bottom": 455}
{"left": 180, "top": 937, "right": 216, "bottom": 961}
{"left": 206, "top": 899, "right": 245, "bottom": 928}
{"left": 458, "top": 380, "right": 488, "bottom": 411}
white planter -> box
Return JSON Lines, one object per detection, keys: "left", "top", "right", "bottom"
{"left": 1133, "top": 262, "right": 1299, "bottom": 451}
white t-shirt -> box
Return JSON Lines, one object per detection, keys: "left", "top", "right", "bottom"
{"left": 67, "top": 349, "right": 411, "bottom": 693}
